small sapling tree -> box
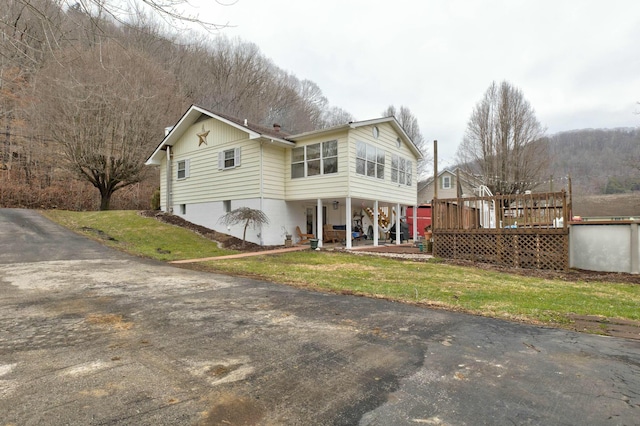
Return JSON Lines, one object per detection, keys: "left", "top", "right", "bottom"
{"left": 219, "top": 207, "right": 269, "bottom": 247}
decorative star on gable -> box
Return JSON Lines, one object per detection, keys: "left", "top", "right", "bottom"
{"left": 197, "top": 125, "right": 209, "bottom": 146}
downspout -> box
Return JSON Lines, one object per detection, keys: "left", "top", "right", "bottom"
{"left": 259, "top": 141, "right": 264, "bottom": 245}
{"left": 166, "top": 145, "right": 172, "bottom": 213}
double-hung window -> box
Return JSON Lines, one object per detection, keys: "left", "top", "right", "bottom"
{"left": 356, "top": 141, "right": 384, "bottom": 179}
{"left": 442, "top": 175, "right": 452, "bottom": 189}
{"left": 291, "top": 140, "right": 338, "bottom": 178}
{"left": 218, "top": 148, "right": 241, "bottom": 170}
{"left": 177, "top": 159, "right": 190, "bottom": 180}
{"left": 391, "top": 155, "right": 412, "bottom": 186}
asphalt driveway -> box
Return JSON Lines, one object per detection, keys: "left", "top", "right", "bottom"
{"left": 0, "top": 208, "right": 638, "bottom": 425}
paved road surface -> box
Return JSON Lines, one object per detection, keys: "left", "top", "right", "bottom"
{"left": 0, "top": 208, "right": 638, "bottom": 425}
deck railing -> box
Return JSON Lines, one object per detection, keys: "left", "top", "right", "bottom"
{"left": 432, "top": 191, "right": 570, "bottom": 270}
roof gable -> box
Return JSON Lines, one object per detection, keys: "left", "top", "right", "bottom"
{"left": 146, "top": 108, "right": 423, "bottom": 166}
{"left": 419, "top": 167, "right": 481, "bottom": 191}
{"left": 287, "top": 116, "right": 423, "bottom": 160}
{"left": 145, "top": 105, "right": 293, "bottom": 165}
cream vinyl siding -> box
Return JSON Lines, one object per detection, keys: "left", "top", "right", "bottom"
{"left": 169, "top": 119, "right": 261, "bottom": 204}
{"left": 438, "top": 173, "right": 458, "bottom": 198}
{"left": 262, "top": 145, "right": 286, "bottom": 199}
{"left": 170, "top": 117, "right": 247, "bottom": 156}
{"left": 347, "top": 123, "right": 417, "bottom": 205}
{"left": 285, "top": 134, "right": 349, "bottom": 200}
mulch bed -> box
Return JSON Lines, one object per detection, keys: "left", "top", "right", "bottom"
{"left": 139, "top": 210, "right": 278, "bottom": 252}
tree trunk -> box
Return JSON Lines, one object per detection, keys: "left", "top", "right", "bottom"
{"left": 98, "top": 185, "right": 115, "bottom": 211}
{"left": 100, "top": 192, "right": 111, "bottom": 211}
{"left": 242, "top": 221, "right": 249, "bottom": 247}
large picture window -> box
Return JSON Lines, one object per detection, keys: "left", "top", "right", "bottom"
{"left": 391, "top": 154, "right": 412, "bottom": 186}
{"left": 356, "top": 141, "right": 384, "bottom": 179}
{"left": 291, "top": 140, "right": 338, "bottom": 178}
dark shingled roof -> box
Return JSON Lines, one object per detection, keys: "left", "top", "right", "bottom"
{"left": 209, "top": 109, "right": 291, "bottom": 139}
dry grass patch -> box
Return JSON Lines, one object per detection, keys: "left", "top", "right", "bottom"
{"left": 86, "top": 314, "right": 133, "bottom": 330}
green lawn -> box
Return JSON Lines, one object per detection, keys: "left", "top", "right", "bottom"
{"left": 203, "top": 251, "right": 640, "bottom": 324}
{"left": 43, "top": 210, "right": 640, "bottom": 329}
{"left": 42, "top": 210, "right": 237, "bottom": 261}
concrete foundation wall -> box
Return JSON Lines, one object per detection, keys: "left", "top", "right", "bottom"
{"left": 174, "top": 198, "right": 303, "bottom": 246}
{"left": 570, "top": 222, "right": 639, "bottom": 274}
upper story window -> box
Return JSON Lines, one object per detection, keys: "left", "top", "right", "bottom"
{"left": 291, "top": 140, "right": 338, "bottom": 179}
{"left": 356, "top": 141, "right": 385, "bottom": 179}
{"left": 391, "top": 154, "right": 412, "bottom": 186}
{"left": 442, "top": 175, "right": 452, "bottom": 189}
{"left": 218, "top": 148, "right": 241, "bottom": 170}
{"left": 177, "top": 159, "right": 190, "bottom": 180}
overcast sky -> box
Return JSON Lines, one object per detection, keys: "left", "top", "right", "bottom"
{"left": 191, "top": 0, "right": 640, "bottom": 165}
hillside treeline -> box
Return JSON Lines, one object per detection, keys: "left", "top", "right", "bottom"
{"left": 549, "top": 128, "right": 640, "bottom": 195}
{"left": 0, "top": 0, "right": 353, "bottom": 210}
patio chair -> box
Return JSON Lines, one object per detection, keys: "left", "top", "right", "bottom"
{"left": 296, "top": 226, "right": 314, "bottom": 244}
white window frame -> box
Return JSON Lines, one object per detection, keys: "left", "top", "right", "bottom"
{"left": 391, "top": 154, "right": 412, "bottom": 186}
{"left": 218, "top": 148, "right": 241, "bottom": 170}
{"left": 356, "top": 141, "right": 385, "bottom": 180}
{"left": 442, "top": 175, "right": 452, "bottom": 189}
{"left": 291, "top": 140, "right": 338, "bottom": 179}
{"left": 177, "top": 159, "right": 190, "bottom": 180}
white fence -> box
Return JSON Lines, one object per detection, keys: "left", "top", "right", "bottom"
{"left": 569, "top": 220, "right": 639, "bottom": 274}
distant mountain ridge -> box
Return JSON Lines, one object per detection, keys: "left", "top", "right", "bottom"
{"left": 548, "top": 127, "right": 640, "bottom": 195}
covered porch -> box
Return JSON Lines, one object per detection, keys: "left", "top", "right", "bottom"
{"left": 293, "top": 197, "right": 422, "bottom": 249}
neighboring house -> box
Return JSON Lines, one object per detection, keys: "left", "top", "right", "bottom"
{"left": 417, "top": 168, "right": 480, "bottom": 203}
{"left": 145, "top": 105, "right": 423, "bottom": 248}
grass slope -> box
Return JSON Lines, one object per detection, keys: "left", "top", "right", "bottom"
{"left": 42, "top": 210, "right": 237, "bottom": 261}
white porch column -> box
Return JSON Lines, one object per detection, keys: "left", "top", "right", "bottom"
{"left": 317, "top": 198, "right": 323, "bottom": 248}
{"left": 373, "top": 200, "right": 379, "bottom": 246}
{"left": 395, "top": 203, "right": 401, "bottom": 245}
{"left": 345, "top": 197, "right": 352, "bottom": 249}
{"left": 413, "top": 204, "right": 418, "bottom": 241}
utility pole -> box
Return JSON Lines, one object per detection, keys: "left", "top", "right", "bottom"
{"left": 433, "top": 140, "right": 438, "bottom": 200}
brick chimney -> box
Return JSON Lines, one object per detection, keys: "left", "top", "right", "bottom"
{"left": 273, "top": 123, "right": 281, "bottom": 132}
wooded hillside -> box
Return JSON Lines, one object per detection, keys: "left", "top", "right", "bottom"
{"left": 1, "top": 1, "right": 637, "bottom": 211}
{"left": 548, "top": 127, "right": 640, "bottom": 195}
{"left": 0, "top": 0, "right": 354, "bottom": 210}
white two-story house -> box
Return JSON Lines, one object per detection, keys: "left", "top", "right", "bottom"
{"left": 145, "top": 105, "right": 423, "bottom": 248}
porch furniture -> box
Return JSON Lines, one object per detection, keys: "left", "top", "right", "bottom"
{"left": 296, "top": 226, "right": 314, "bottom": 244}
{"left": 351, "top": 231, "right": 364, "bottom": 245}
{"left": 323, "top": 224, "right": 346, "bottom": 243}
{"left": 389, "top": 222, "right": 409, "bottom": 243}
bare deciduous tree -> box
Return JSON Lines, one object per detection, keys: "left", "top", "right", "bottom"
{"left": 456, "top": 80, "right": 548, "bottom": 195}
{"left": 382, "top": 105, "right": 430, "bottom": 177}
{"left": 174, "top": 37, "right": 299, "bottom": 129}
{"left": 219, "top": 207, "right": 269, "bottom": 247}
{"left": 321, "top": 106, "right": 355, "bottom": 128}
{"left": 34, "top": 41, "right": 182, "bottom": 210}
{"left": 1, "top": 0, "right": 363, "bottom": 211}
